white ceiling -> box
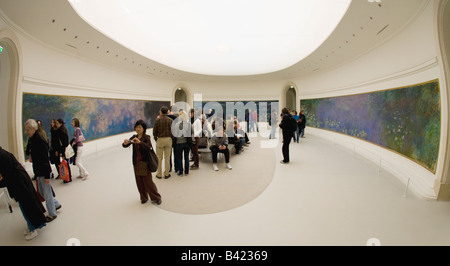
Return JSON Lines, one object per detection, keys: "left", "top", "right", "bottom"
{"left": 0, "top": 0, "right": 428, "bottom": 83}
{"left": 69, "top": 0, "right": 352, "bottom": 76}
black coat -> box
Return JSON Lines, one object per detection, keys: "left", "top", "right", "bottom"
{"left": 279, "top": 114, "right": 295, "bottom": 139}
{"left": 51, "top": 127, "right": 69, "bottom": 155}
{"left": 299, "top": 114, "right": 306, "bottom": 129}
{"left": 0, "top": 147, "right": 46, "bottom": 228}
{"left": 26, "top": 131, "right": 52, "bottom": 178}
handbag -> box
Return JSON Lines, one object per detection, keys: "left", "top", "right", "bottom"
{"left": 59, "top": 158, "right": 71, "bottom": 182}
{"left": 135, "top": 161, "right": 149, "bottom": 176}
{"left": 65, "top": 144, "right": 75, "bottom": 159}
{"left": 78, "top": 128, "right": 86, "bottom": 142}
{"left": 148, "top": 146, "right": 158, "bottom": 172}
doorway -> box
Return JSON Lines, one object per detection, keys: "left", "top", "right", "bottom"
{"left": 286, "top": 86, "right": 297, "bottom": 112}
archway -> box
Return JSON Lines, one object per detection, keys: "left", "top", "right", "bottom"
{"left": 286, "top": 86, "right": 297, "bottom": 112}
{"left": 0, "top": 30, "right": 22, "bottom": 160}
{"left": 174, "top": 87, "right": 188, "bottom": 112}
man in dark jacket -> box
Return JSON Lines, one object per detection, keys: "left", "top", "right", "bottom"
{"left": 279, "top": 108, "right": 295, "bottom": 164}
{"left": 299, "top": 110, "right": 307, "bottom": 138}
{"left": 25, "top": 119, "right": 61, "bottom": 223}
{"left": 0, "top": 146, "right": 46, "bottom": 240}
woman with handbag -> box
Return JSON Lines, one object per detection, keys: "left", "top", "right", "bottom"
{"left": 122, "top": 120, "right": 162, "bottom": 205}
{"left": 71, "top": 118, "right": 89, "bottom": 181}
{"left": 53, "top": 119, "right": 73, "bottom": 183}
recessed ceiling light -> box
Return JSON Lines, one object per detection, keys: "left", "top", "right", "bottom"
{"left": 69, "top": 0, "right": 352, "bottom": 76}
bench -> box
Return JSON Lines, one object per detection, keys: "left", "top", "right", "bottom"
{"left": 197, "top": 137, "right": 236, "bottom": 161}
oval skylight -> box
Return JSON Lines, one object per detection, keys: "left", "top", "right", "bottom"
{"left": 69, "top": 0, "right": 352, "bottom": 76}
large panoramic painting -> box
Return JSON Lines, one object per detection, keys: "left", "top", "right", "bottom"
{"left": 300, "top": 80, "right": 441, "bottom": 173}
{"left": 22, "top": 93, "right": 170, "bottom": 153}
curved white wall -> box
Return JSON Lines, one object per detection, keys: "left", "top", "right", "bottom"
{"left": 295, "top": 1, "right": 447, "bottom": 199}
{"left": 0, "top": 0, "right": 448, "bottom": 199}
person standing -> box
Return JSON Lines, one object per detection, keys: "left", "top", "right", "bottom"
{"left": 167, "top": 106, "right": 179, "bottom": 173}
{"left": 0, "top": 146, "right": 47, "bottom": 240}
{"left": 173, "top": 110, "right": 192, "bottom": 176}
{"left": 252, "top": 109, "right": 259, "bottom": 133}
{"left": 279, "top": 108, "right": 294, "bottom": 164}
{"left": 299, "top": 110, "right": 307, "bottom": 138}
{"left": 153, "top": 106, "right": 173, "bottom": 179}
{"left": 25, "top": 119, "right": 62, "bottom": 222}
{"left": 71, "top": 118, "right": 89, "bottom": 181}
{"left": 269, "top": 110, "right": 278, "bottom": 139}
{"left": 292, "top": 110, "right": 300, "bottom": 143}
{"left": 123, "top": 120, "right": 161, "bottom": 205}
{"left": 53, "top": 119, "right": 73, "bottom": 183}
{"left": 49, "top": 119, "right": 58, "bottom": 178}
{"left": 190, "top": 109, "right": 202, "bottom": 170}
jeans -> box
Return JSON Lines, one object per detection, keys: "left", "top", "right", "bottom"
{"left": 295, "top": 127, "right": 300, "bottom": 142}
{"left": 175, "top": 143, "right": 190, "bottom": 174}
{"left": 269, "top": 125, "right": 277, "bottom": 139}
{"left": 37, "top": 176, "right": 60, "bottom": 217}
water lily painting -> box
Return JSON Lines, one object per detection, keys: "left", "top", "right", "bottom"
{"left": 301, "top": 80, "right": 441, "bottom": 173}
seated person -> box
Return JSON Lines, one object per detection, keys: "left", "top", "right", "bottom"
{"left": 210, "top": 125, "right": 232, "bottom": 171}
{"left": 228, "top": 121, "right": 245, "bottom": 154}
{"left": 234, "top": 116, "right": 251, "bottom": 145}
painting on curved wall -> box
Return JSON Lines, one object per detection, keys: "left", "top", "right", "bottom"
{"left": 300, "top": 79, "right": 441, "bottom": 173}
{"left": 22, "top": 93, "right": 170, "bottom": 156}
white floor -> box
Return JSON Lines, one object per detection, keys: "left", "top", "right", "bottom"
{"left": 1, "top": 133, "right": 450, "bottom": 246}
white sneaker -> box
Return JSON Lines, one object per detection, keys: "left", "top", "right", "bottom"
{"left": 82, "top": 173, "right": 88, "bottom": 181}
{"left": 25, "top": 230, "right": 38, "bottom": 241}
{"left": 226, "top": 163, "right": 232, "bottom": 170}
{"left": 213, "top": 164, "right": 219, "bottom": 171}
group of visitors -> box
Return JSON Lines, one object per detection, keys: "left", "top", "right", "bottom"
{"left": 123, "top": 105, "right": 254, "bottom": 204}
{"left": 291, "top": 110, "right": 306, "bottom": 143}
{"left": 42, "top": 118, "right": 89, "bottom": 183}
{"left": 0, "top": 117, "right": 90, "bottom": 240}
{"left": 0, "top": 104, "right": 307, "bottom": 241}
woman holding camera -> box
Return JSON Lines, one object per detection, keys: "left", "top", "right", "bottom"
{"left": 123, "top": 120, "right": 162, "bottom": 205}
